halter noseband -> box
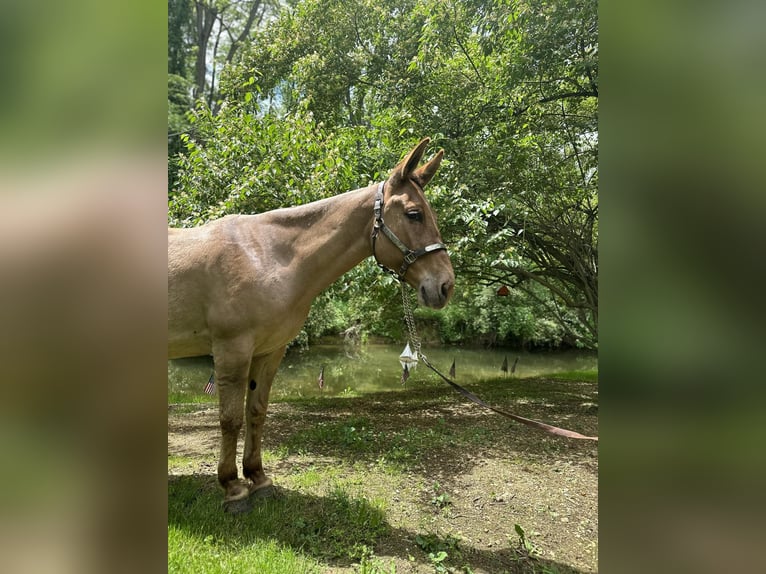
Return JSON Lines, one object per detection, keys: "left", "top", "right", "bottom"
{"left": 371, "top": 180, "right": 448, "bottom": 279}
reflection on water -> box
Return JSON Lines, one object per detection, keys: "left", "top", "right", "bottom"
{"left": 168, "top": 344, "right": 597, "bottom": 401}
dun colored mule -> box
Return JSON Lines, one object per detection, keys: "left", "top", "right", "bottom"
{"left": 168, "top": 138, "right": 454, "bottom": 510}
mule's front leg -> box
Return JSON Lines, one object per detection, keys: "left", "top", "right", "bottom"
{"left": 243, "top": 346, "right": 286, "bottom": 495}
{"left": 213, "top": 341, "right": 252, "bottom": 505}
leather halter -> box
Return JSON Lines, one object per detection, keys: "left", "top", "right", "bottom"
{"left": 371, "top": 180, "right": 448, "bottom": 279}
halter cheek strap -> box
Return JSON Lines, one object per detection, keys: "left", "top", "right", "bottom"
{"left": 371, "top": 181, "right": 448, "bottom": 279}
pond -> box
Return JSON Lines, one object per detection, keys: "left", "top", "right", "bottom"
{"left": 168, "top": 343, "right": 597, "bottom": 402}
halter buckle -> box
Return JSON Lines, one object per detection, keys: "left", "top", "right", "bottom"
{"left": 403, "top": 252, "right": 418, "bottom": 265}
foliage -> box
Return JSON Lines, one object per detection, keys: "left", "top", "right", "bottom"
{"left": 167, "top": 0, "right": 280, "bottom": 192}
{"left": 429, "top": 482, "right": 452, "bottom": 510}
{"left": 358, "top": 554, "right": 398, "bottom": 574}
{"left": 170, "top": 98, "right": 402, "bottom": 224}
{"left": 168, "top": 0, "right": 193, "bottom": 77}
{"left": 168, "top": 0, "right": 599, "bottom": 348}
{"left": 168, "top": 73, "right": 194, "bottom": 193}
{"left": 418, "top": 281, "right": 570, "bottom": 348}
{"left": 414, "top": 532, "right": 461, "bottom": 573}
{"left": 292, "top": 290, "right": 347, "bottom": 350}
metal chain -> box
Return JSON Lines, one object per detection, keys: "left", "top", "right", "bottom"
{"left": 401, "top": 281, "right": 425, "bottom": 360}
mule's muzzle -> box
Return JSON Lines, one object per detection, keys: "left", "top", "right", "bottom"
{"left": 418, "top": 275, "right": 455, "bottom": 309}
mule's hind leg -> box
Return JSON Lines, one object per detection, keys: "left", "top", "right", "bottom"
{"left": 243, "top": 346, "right": 287, "bottom": 495}
{"left": 212, "top": 339, "right": 253, "bottom": 505}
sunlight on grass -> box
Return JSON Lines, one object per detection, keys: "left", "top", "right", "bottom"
{"left": 168, "top": 392, "right": 215, "bottom": 405}
{"left": 168, "top": 526, "right": 318, "bottom": 574}
{"left": 262, "top": 446, "right": 289, "bottom": 465}
{"left": 167, "top": 454, "right": 194, "bottom": 471}
{"left": 288, "top": 465, "right": 341, "bottom": 489}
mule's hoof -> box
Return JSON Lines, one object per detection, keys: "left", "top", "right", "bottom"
{"left": 221, "top": 480, "right": 252, "bottom": 513}
{"left": 251, "top": 485, "right": 275, "bottom": 499}
{"left": 248, "top": 478, "right": 275, "bottom": 499}
{"left": 222, "top": 496, "right": 253, "bottom": 514}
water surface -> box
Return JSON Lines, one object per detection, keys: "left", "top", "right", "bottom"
{"left": 168, "top": 344, "right": 597, "bottom": 401}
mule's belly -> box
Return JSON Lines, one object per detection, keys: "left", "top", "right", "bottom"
{"left": 168, "top": 332, "right": 212, "bottom": 360}
{"left": 168, "top": 303, "right": 308, "bottom": 360}
{"left": 168, "top": 300, "right": 213, "bottom": 359}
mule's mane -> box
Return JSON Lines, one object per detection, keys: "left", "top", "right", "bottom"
{"left": 255, "top": 186, "right": 372, "bottom": 230}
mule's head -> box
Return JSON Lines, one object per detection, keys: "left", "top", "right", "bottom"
{"left": 375, "top": 138, "right": 455, "bottom": 309}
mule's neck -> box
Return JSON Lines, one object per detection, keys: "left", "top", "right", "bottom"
{"left": 265, "top": 185, "right": 377, "bottom": 307}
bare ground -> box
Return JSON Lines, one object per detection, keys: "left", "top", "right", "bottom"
{"left": 168, "top": 377, "right": 598, "bottom": 573}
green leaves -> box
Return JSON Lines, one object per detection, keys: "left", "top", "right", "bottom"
{"left": 170, "top": 0, "right": 599, "bottom": 348}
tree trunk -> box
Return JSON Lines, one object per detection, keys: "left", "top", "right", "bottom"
{"left": 194, "top": 2, "right": 217, "bottom": 100}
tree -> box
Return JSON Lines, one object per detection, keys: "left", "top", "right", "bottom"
{"left": 189, "top": 0, "right": 276, "bottom": 108}
{"left": 169, "top": 0, "right": 194, "bottom": 78}
{"left": 168, "top": 0, "right": 279, "bottom": 192}
{"left": 172, "top": 0, "right": 599, "bottom": 348}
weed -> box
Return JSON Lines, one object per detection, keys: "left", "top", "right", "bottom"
{"left": 415, "top": 533, "right": 461, "bottom": 573}
{"left": 511, "top": 523, "right": 541, "bottom": 563}
{"left": 357, "top": 553, "right": 397, "bottom": 574}
{"left": 429, "top": 482, "right": 452, "bottom": 510}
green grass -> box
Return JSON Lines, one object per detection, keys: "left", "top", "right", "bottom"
{"left": 168, "top": 477, "right": 320, "bottom": 574}
{"left": 168, "top": 528, "right": 318, "bottom": 573}
{"left": 548, "top": 369, "right": 598, "bottom": 382}
{"left": 281, "top": 408, "right": 501, "bottom": 472}
{"left": 168, "top": 475, "right": 389, "bottom": 573}
{"left": 168, "top": 392, "right": 215, "bottom": 406}
{"left": 168, "top": 369, "right": 598, "bottom": 573}
{"left": 289, "top": 465, "right": 342, "bottom": 489}
{"left": 168, "top": 454, "right": 194, "bottom": 468}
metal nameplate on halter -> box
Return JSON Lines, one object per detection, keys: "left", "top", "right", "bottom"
{"left": 424, "top": 244, "right": 444, "bottom": 252}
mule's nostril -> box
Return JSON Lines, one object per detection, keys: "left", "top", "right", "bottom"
{"left": 441, "top": 280, "right": 453, "bottom": 299}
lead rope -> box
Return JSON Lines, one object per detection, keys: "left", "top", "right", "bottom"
{"left": 401, "top": 281, "right": 421, "bottom": 357}
{"left": 400, "top": 282, "right": 598, "bottom": 442}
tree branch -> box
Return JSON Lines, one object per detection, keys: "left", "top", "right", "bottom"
{"left": 225, "top": 0, "right": 265, "bottom": 65}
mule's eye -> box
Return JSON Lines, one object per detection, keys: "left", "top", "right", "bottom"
{"left": 406, "top": 211, "right": 423, "bottom": 222}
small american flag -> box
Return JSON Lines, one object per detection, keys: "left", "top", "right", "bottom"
{"left": 317, "top": 366, "right": 325, "bottom": 390}
{"left": 204, "top": 372, "right": 216, "bottom": 395}
{"left": 400, "top": 363, "right": 410, "bottom": 385}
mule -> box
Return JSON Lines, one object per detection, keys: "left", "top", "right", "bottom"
{"left": 168, "top": 138, "right": 454, "bottom": 510}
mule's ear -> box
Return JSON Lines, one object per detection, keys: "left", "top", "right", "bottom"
{"left": 391, "top": 137, "right": 431, "bottom": 185}
{"left": 412, "top": 149, "right": 444, "bottom": 187}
